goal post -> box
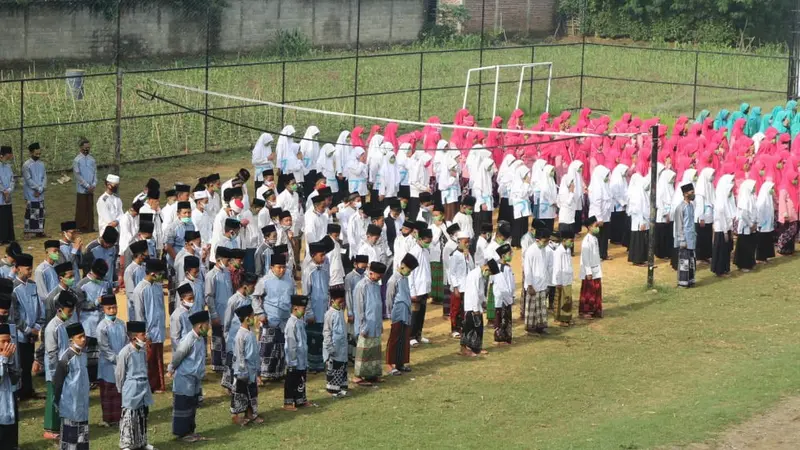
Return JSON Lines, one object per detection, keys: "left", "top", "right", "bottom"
{"left": 462, "top": 62, "right": 553, "bottom": 119}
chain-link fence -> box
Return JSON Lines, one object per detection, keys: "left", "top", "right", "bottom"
{"left": 0, "top": 0, "right": 793, "bottom": 175}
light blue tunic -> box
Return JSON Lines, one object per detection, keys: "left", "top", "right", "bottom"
{"left": 0, "top": 260, "right": 13, "bottom": 279}
{"left": 354, "top": 277, "right": 383, "bottom": 338}
{"left": 72, "top": 153, "right": 96, "bottom": 194}
{"left": 76, "top": 276, "right": 111, "bottom": 339}
{"left": 301, "top": 260, "right": 330, "bottom": 323}
{"left": 34, "top": 262, "right": 59, "bottom": 308}
{"left": 55, "top": 347, "right": 90, "bottom": 422}
{"left": 169, "top": 305, "right": 192, "bottom": 353}
{"left": 284, "top": 314, "right": 308, "bottom": 370}
{"left": 171, "top": 331, "right": 206, "bottom": 396}
{"left": 115, "top": 343, "right": 153, "bottom": 409}
{"left": 223, "top": 292, "right": 251, "bottom": 353}
{"left": 204, "top": 266, "right": 232, "bottom": 321}
{"left": 234, "top": 327, "right": 259, "bottom": 383}
{"left": 0, "top": 355, "right": 16, "bottom": 425}
{"left": 96, "top": 317, "right": 127, "bottom": 384}
{"left": 44, "top": 315, "right": 69, "bottom": 382}
{"left": 0, "top": 162, "right": 14, "bottom": 206}
{"left": 85, "top": 241, "right": 118, "bottom": 284}
{"left": 165, "top": 220, "right": 195, "bottom": 265}
{"left": 124, "top": 262, "right": 145, "bottom": 315}
{"left": 22, "top": 158, "right": 46, "bottom": 201}
{"left": 13, "top": 278, "right": 42, "bottom": 344}
{"left": 322, "top": 307, "right": 347, "bottom": 363}
{"left": 344, "top": 270, "right": 364, "bottom": 322}
{"left": 132, "top": 279, "right": 166, "bottom": 343}
{"left": 262, "top": 271, "right": 294, "bottom": 328}
{"left": 387, "top": 272, "right": 412, "bottom": 325}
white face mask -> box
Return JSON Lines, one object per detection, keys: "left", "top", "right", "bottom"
{"left": 182, "top": 301, "right": 194, "bottom": 309}
{"left": 353, "top": 201, "right": 362, "bottom": 210}
{"left": 135, "top": 338, "right": 147, "bottom": 348}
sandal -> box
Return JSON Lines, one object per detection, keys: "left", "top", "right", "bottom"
{"left": 181, "top": 435, "right": 201, "bottom": 443}
{"left": 250, "top": 416, "right": 265, "bottom": 424}
{"left": 389, "top": 369, "right": 402, "bottom": 376}
{"left": 355, "top": 379, "right": 373, "bottom": 387}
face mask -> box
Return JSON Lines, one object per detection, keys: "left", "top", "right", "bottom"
{"left": 564, "top": 241, "right": 574, "bottom": 249}
{"left": 181, "top": 217, "right": 192, "bottom": 224}
{"left": 355, "top": 268, "right": 366, "bottom": 275}
{"left": 111, "top": 186, "right": 119, "bottom": 194}
{"left": 502, "top": 254, "right": 512, "bottom": 263}
{"left": 135, "top": 338, "right": 147, "bottom": 348}
{"left": 389, "top": 156, "right": 396, "bottom": 164}
{"left": 105, "top": 314, "right": 116, "bottom": 321}
{"left": 32, "top": 155, "right": 40, "bottom": 161}
{"left": 482, "top": 269, "right": 491, "bottom": 278}
{"left": 289, "top": 184, "right": 298, "bottom": 192}
{"left": 182, "top": 301, "right": 194, "bottom": 309}
{"left": 464, "top": 208, "right": 473, "bottom": 216}
{"left": 282, "top": 224, "right": 291, "bottom": 231}
{"left": 537, "top": 240, "right": 547, "bottom": 249}
{"left": 198, "top": 328, "right": 209, "bottom": 337}
{"left": 0, "top": 314, "right": 8, "bottom": 324}
{"left": 267, "top": 238, "right": 277, "bottom": 246}
{"left": 353, "top": 201, "right": 362, "bottom": 209}
{"left": 59, "top": 311, "right": 72, "bottom": 321}
{"left": 294, "top": 310, "right": 304, "bottom": 319}
{"left": 230, "top": 232, "right": 239, "bottom": 240}
{"left": 771, "top": 189, "right": 775, "bottom": 195}
{"left": 49, "top": 252, "right": 60, "bottom": 262}
{"left": 688, "top": 194, "right": 696, "bottom": 201}
{"left": 400, "top": 201, "right": 408, "bottom": 209}
{"left": 433, "top": 215, "right": 443, "bottom": 223}
{"left": 549, "top": 242, "right": 557, "bottom": 249}
{"left": 420, "top": 241, "right": 430, "bottom": 249}
{"left": 591, "top": 228, "right": 600, "bottom": 236}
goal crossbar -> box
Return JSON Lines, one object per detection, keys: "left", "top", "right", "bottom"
{"left": 462, "top": 62, "right": 553, "bottom": 119}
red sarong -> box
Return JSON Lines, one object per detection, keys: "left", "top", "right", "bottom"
{"left": 449, "top": 289, "right": 463, "bottom": 332}
{"left": 579, "top": 278, "right": 603, "bottom": 318}
{"left": 99, "top": 379, "right": 122, "bottom": 424}
{"left": 146, "top": 342, "right": 165, "bottom": 392}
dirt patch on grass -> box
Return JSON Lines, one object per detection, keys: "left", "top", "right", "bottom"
{"left": 668, "top": 397, "right": 800, "bottom": 450}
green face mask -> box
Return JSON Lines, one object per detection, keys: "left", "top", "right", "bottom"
{"left": 564, "top": 241, "right": 574, "bottom": 249}
{"left": 502, "top": 254, "right": 512, "bottom": 263}
{"left": 181, "top": 217, "right": 192, "bottom": 224}
{"left": 537, "top": 240, "right": 547, "bottom": 248}
{"left": 464, "top": 208, "right": 473, "bottom": 216}
{"left": 289, "top": 184, "right": 298, "bottom": 192}
{"left": 59, "top": 311, "right": 72, "bottom": 321}
{"left": 198, "top": 328, "right": 209, "bottom": 337}
{"left": 294, "top": 310, "right": 304, "bottom": 319}
{"left": 63, "top": 277, "right": 75, "bottom": 287}
{"left": 49, "top": 252, "right": 60, "bottom": 262}
{"left": 420, "top": 241, "right": 431, "bottom": 249}
{"left": 400, "top": 201, "right": 408, "bottom": 209}
{"left": 482, "top": 269, "right": 491, "bottom": 278}
{"left": 591, "top": 227, "right": 600, "bottom": 236}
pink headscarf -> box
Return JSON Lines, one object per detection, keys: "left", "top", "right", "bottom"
{"left": 487, "top": 116, "right": 505, "bottom": 166}
{"left": 351, "top": 126, "right": 365, "bottom": 148}
{"left": 383, "top": 122, "right": 399, "bottom": 152}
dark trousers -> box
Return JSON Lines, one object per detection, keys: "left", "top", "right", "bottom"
{"left": 598, "top": 222, "right": 610, "bottom": 259}
{"left": 406, "top": 197, "right": 421, "bottom": 223}
{"left": 0, "top": 395, "right": 18, "bottom": 448}
{"left": 75, "top": 193, "right": 95, "bottom": 233}
{"left": 410, "top": 294, "right": 428, "bottom": 341}
{"left": 18, "top": 342, "right": 35, "bottom": 398}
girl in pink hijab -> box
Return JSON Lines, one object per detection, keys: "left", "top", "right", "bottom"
{"left": 486, "top": 116, "right": 506, "bottom": 167}
{"left": 351, "top": 126, "right": 366, "bottom": 148}
{"left": 422, "top": 116, "right": 442, "bottom": 159}
{"left": 574, "top": 108, "right": 592, "bottom": 131}
{"left": 366, "top": 125, "right": 382, "bottom": 147}
{"left": 383, "top": 122, "right": 399, "bottom": 152}
{"left": 613, "top": 113, "right": 632, "bottom": 133}
{"left": 777, "top": 166, "right": 799, "bottom": 254}
{"left": 449, "top": 109, "right": 470, "bottom": 150}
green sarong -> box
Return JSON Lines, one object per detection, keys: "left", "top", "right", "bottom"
{"left": 486, "top": 283, "right": 495, "bottom": 321}
{"left": 44, "top": 381, "right": 60, "bottom": 432}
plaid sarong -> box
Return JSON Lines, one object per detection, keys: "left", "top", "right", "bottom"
{"left": 172, "top": 394, "right": 199, "bottom": 438}
{"left": 98, "top": 379, "right": 122, "bottom": 424}
{"left": 306, "top": 322, "right": 324, "bottom": 372}
{"left": 430, "top": 261, "right": 445, "bottom": 304}
{"left": 60, "top": 419, "right": 89, "bottom": 450}
{"left": 354, "top": 336, "right": 382, "bottom": 379}
{"left": 524, "top": 287, "right": 548, "bottom": 332}
{"left": 258, "top": 324, "right": 286, "bottom": 381}
{"left": 24, "top": 200, "right": 45, "bottom": 233}
{"left": 325, "top": 360, "right": 348, "bottom": 393}
{"left": 119, "top": 406, "right": 148, "bottom": 449}
{"left": 230, "top": 378, "right": 258, "bottom": 415}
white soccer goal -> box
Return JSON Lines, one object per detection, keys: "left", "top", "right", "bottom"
{"left": 462, "top": 62, "right": 553, "bottom": 119}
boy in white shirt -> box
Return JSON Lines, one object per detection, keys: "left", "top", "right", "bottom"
{"left": 551, "top": 230, "right": 575, "bottom": 327}
{"left": 579, "top": 216, "right": 603, "bottom": 319}
{"left": 492, "top": 244, "right": 514, "bottom": 344}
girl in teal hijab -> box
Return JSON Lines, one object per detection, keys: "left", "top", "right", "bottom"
{"left": 727, "top": 103, "right": 749, "bottom": 138}
{"left": 695, "top": 109, "right": 710, "bottom": 125}
{"left": 785, "top": 100, "right": 797, "bottom": 123}
{"left": 773, "top": 110, "right": 790, "bottom": 133}
{"left": 792, "top": 108, "right": 800, "bottom": 138}
{"left": 761, "top": 105, "right": 784, "bottom": 133}
{"left": 713, "top": 109, "right": 729, "bottom": 130}
{"left": 745, "top": 106, "right": 761, "bottom": 137}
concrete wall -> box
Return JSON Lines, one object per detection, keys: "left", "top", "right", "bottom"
{"left": 461, "top": 0, "right": 558, "bottom": 36}
{"left": 0, "top": 0, "right": 426, "bottom": 63}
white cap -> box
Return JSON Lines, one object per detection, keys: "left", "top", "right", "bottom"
{"left": 106, "top": 174, "right": 120, "bottom": 184}
{"left": 194, "top": 190, "right": 208, "bottom": 200}
{"left": 455, "top": 231, "right": 470, "bottom": 240}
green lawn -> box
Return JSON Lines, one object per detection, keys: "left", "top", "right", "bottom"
{"left": 9, "top": 151, "right": 800, "bottom": 449}
{"left": 0, "top": 39, "right": 790, "bottom": 175}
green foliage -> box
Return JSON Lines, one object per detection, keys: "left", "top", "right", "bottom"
{"left": 418, "top": 4, "right": 471, "bottom": 46}
{"left": 559, "top": 0, "right": 793, "bottom": 46}
{"left": 271, "top": 29, "right": 312, "bottom": 58}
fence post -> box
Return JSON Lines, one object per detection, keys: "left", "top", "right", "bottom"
{"left": 691, "top": 51, "right": 699, "bottom": 119}
{"left": 353, "top": 0, "right": 361, "bottom": 127}
{"left": 528, "top": 45, "right": 535, "bottom": 112}
{"left": 204, "top": 3, "right": 210, "bottom": 154}
{"left": 476, "top": 0, "right": 486, "bottom": 120}
{"left": 579, "top": 40, "right": 586, "bottom": 108}
{"left": 19, "top": 80, "right": 24, "bottom": 175}
{"left": 417, "top": 52, "right": 424, "bottom": 122}
{"left": 281, "top": 61, "right": 287, "bottom": 128}
{"left": 647, "top": 125, "right": 659, "bottom": 289}
{"left": 113, "top": 0, "right": 122, "bottom": 174}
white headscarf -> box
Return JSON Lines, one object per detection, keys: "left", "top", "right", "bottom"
{"left": 538, "top": 164, "right": 558, "bottom": 207}
{"left": 736, "top": 179, "right": 757, "bottom": 226}
{"left": 335, "top": 130, "right": 351, "bottom": 176}
{"left": 657, "top": 169, "right": 676, "bottom": 219}
{"left": 251, "top": 133, "right": 274, "bottom": 162}
{"left": 299, "top": 126, "right": 320, "bottom": 174}
{"left": 316, "top": 143, "right": 339, "bottom": 182}
{"left": 379, "top": 142, "right": 400, "bottom": 192}
{"left": 567, "top": 160, "right": 585, "bottom": 207}
{"left": 627, "top": 173, "right": 650, "bottom": 218}
{"left": 713, "top": 174, "right": 735, "bottom": 231}
{"left": 367, "top": 134, "right": 385, "bottom": 183}
{"left": 558, "top": 172, "right": 576, "bottom": 210}
{"left": 588, "top": 165, "right": 612, "bottom": 220}
{"left": 756, "top": 181, "right": 775, "bottom": 227}
{"left": 276, "top": 125, "right": 296, "bottom": 167}
{"left": 696, "top": 167, "right": 716, "bottom": 209}
{"left": 347, "top": 147, "right": 366, "bottom": 178}
{"left": 609, "top": 164, "right": 629, "bottom": 208}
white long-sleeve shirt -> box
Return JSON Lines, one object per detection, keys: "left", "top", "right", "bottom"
{"left": 523, "top": 244, "right": 549, "bottom": 292}
{"left": 96, "top": 192, "right": 123, "bottom": 232}
{"left": 117, "top": 212, "right": 138, "bottom": 255}
{"left": 447, "top": 249, "right": 473, "bottom": 289}
{"left": 474, "top": 236, "right": 489, "bottom": 267}
{"left": 491, "top": 264, "right": 514, "bottom": 307}
{"left": 303, "top": 208, "right": 329, "bottom": 257}
{"left": 551, "top": 244, "right": 573, "bottom": 286}
{"left": 407, "top": 242, "right": 431, "bottom": 296}
{"left": 276, "top": 190, "right": 304, "bottom": 235}
{"left": 579, "top": 234, "right": 602, "bottom": 279}
{"left": 327, "top": 239, "right": 345, "bottom": 286}
{"left": 191, "top": 208, "right": 212, "bottom": 245}
{"left": 462, "top": 267, "right": 487, "bottom": 313}
{"left": 452, "top": 212, "right": 473, "bottom": 239}
{"left": 392, "top": 233, "right": 412, "bottom": 270}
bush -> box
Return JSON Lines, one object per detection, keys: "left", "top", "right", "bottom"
{"left": 271, "top": 29, "right": 311, "bottom": 58}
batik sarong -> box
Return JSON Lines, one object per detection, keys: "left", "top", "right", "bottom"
{"left": 578, "top": 278, "right": 603, "bottom": 318}
{"left": 306, "top": 322, "right": 324, "bottom": 372}
{"left": 354, "top": 336, "right": 382, "bottom": 379}
{"left": 258, "top": 324, "right": 286, "bottom": 381}
{"left": 554, "top": 285, "right": 573, "bottom": 324}
{"left": 211, "top": 325, "right": 226, "bottom": 373}
{"left": 461, "top": 311, "right": 484, "bottom": 353}
{"left": 677, "top": 247, "right": 696, "bottom": 287}
{"left": 493, "top": 305, "right": 512, "bottom": 343}
{"left": 119, "top": 406, "right": 148, "bottom": 449}
{"left": 325, "top": 360, "right": 348, "bottom": 394}
{"left": 24, "top": 200, "right": 45, "bottom": 233}
{"left": 230, "top": 378, "right": 258, "bottom": 415}
{"left": 283, "top": 368, "right": 307, "bottom": 406}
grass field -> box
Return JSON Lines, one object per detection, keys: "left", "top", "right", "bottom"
{"left": 0, "top": 39, "right": 791, "bottom": 174}
{"left": 7, "top": 150, "right": 800, "bottom": 449}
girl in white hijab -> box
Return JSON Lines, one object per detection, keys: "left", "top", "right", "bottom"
{"left": 497, "top": 155, "right": 517, "bottom": 224}
{"left": 755, "top": 181, "right": 776, "bottom": 263}
{"left": 530, "top": 159, "right": 547, "bottom": 222}
{"left": 335, "top": 130, "right": 351, "bottom": 194}
{"left": 711, "top": 174, "right": 735, "bottom": 276}
{"left": 251, "top": 133, "right": 275, "bottom": 191}
{"left": 566, "top": 160, "right": 585, "bottom": 234}
{"left": 734, "top": 179, "right": 758, "bottom": 271}
{"left": 537, "top": 164, "right": 558, "bottom": 230}
{"left": 437, "top": 154, "right": 460, "bottom": 221}
{"left": 510, "top": 165, "right": 534, "bottom": 247}
{"left": 471, "top": 150, "right": 495, "bottom": 225}
{"left": 276, "top": 125, "right": 296, "bottom": 191}
{"left": 558, "top": 171, "right": 578, "bottom": 234}
{"left": 627, "top": 173, "right": 650, "bottom": 265}
{"left": 366, "top": 134, "right": 385, "bottom": 199}
{"left": 378, "top": 142, "right": 400, "bottom": 202}
{"left": 587, "top": 165, "right": 613, "bottom": 259}
{"left": 347, "top": 147, "right": 369, "bottom": 199}
{"left": 655, "top": 169, "right": 676, "bottom": 259}
{"left": 316, "top": 143, "right": 340, "bottom": 196}
{"left": 694, "top": 167, "right": 716, "bottom": 261}
{"left": 397, "top": 142, "right": 413, "bottom": 190}
{"left": 608, "top": 164, "right": 630, "bottom": 246}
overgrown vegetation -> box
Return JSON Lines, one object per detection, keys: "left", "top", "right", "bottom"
{"left": 559, "top": 0, "right": 794, "bottom": 48}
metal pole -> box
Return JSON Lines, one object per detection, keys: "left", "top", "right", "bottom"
{"left": 281, "top": 61, "right": 287, "bottom": 127}
{"left": 647, "top": 125, "right": 659, "bottom": 289}
{"left": 691, "top": 51, "right": 699, "bottom": 119}
{"left": 113, "top": 0, "right": 122, "bottom": 173}
{"left": 492, "top": 66, "right": 500, "bottom": 119}
{"left": 204, "top": 3, "right": 210, "bottom": 153}
{"left": 477, "top": 0, "right": 486, "bottom": 120}
{"left": 418, "top": 52, "right": 424, "bottom": 121}
{"left": 528, "top": 45, "right": 535, "bottom": 112}
{"left": 579, "top": 39, "right": 586, "bottom": 108}
{"left": 353, "top": 0, "right": 361, "bottom": 127}
{"left": 19, "top": 80, "right": 24, "bottom": 175}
